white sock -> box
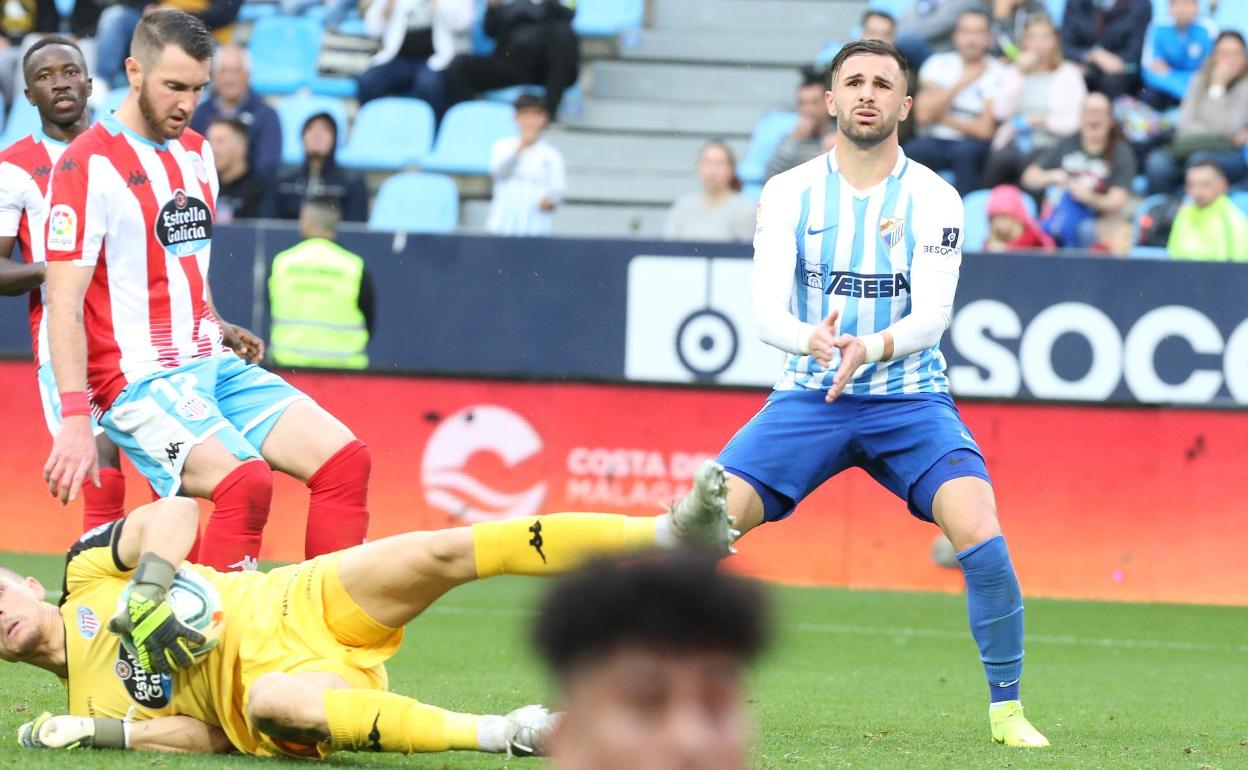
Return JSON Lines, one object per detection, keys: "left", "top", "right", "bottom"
{"left": 654, "top": 513, "right": 680, "bottom": 549}
{"left": 989, "top": 700, "right": 1021, "bottom": 711}
{"left": 476, "top": 715, "right": 510, "bottom": 753}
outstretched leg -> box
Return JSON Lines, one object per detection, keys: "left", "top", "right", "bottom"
{"left": 933, "top": 477, "right": 1048, "bottom": 748}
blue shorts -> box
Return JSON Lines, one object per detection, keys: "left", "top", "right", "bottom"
{"left": 36, "top": 361, "right": 105, "bottom": 438}
{"left": 717, "top": 390, "right": 991, "bottom": 523}
{"left": 100, "top": 353, "right": 309, "bottom": 497}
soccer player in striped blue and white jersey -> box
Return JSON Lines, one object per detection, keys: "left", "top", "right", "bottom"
{"left": 714, "top": 39, "right": 1049, "bottom": 748}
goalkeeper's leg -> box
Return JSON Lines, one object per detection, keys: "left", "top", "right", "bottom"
{"left": 247, "top": 672, "right": 555, "bottom": 756}
{"left": 335, "top": 460, "right": 734, "bottom": 629}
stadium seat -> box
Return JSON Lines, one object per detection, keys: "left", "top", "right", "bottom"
{"left": 1, "top": 97, "right": 39, "bottom": 147}
{"left": 573, "top": 0, "right": 644, "bottom": 37}
{"left": 369, "top": 172, "right": 460, "bottom": 233}
{"left": 248, "top": 16, "right": 323, "bottom": 95}
{"left": 1230, "top": 191, "right": 1248, "bottom": 217}
{"left": 90, "top": 88, "right": 128, "bottom": 123}
{"left": 276, "top": 94, "right": 349, "bottom": 167}
{"left": 961, "top": 189, "right": 992, "bottom": 251}
{"left": 484, "top": 84, "right": 546, "bottom": 104}
{"left": 1129, "top": 245, "right": 1170, "bottom": 259}
{"left": 309, "top": 76, "right": 358, "bottom": 99}
{"left": 738, "top": 111, "right": 798, "bottom": 185}
{"left": 742, "top": 182, "right": 763, "bottom": 202}
{"left": 868, "top": 0, "right": 915, "bottom": 16}
{"left": 338, "top": 98, "right": 435, "bottom": 170}
{"left": 1044, "top": 0, "right": 1066, "bottom": 25}
{"left": 237, "top": 2, "right": 278, "bottom": 22}
{"left": 422, "top": 100, "right": 516, "bottom": 175}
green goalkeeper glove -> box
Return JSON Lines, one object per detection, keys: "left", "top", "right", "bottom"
{"left": 18, "top": 713, "right": 126, "bottom": 750}
{"left": 107, "top": 553, "right": 215, "bottom": 675}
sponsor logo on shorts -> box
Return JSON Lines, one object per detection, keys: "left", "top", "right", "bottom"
{"left": 155, "top": 188, "right": 212, "bottom": 257}
{"left": 77, "top": 607, "right": 99, "bottom": 639}
{"left": 47, "top": 204, "right": 77, "bottom": 252}
{"left": 166, "top": 441, "right": 185, "bottom": 464}
{"left": 175, "top": 394, "right": 212, "bottom": 421}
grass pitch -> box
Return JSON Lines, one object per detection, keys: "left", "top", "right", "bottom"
{"left": 1, "top": 551, "right": 1244, "bottom": 770}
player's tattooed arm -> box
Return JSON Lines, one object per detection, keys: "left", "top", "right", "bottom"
{"left": 0, "top": 239, "right": 45, "bottom": 295}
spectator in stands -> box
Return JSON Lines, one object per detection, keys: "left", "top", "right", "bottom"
{"left": 1060, "top": 0, "right": 1152, "bottom": 99}
{"left": 1140, "top": 0, "right": 1217, "bottom": 109}
{"left": 861, "top": 10, "right": 897, "bottom": 44}
{"left": 189, "top": 46, "right": 282, "bottom": 179}
{"left": 894, "top": 0, "right": 990, "bottom": 71}
{"left": 356, "top": 0, "right": 474, "bottom": 114}
{"left": 208, "top": 118, "right": 267, "bottom": 223}
{"left": 268, "top": 112, "right": 369, "bottom": 223}
{"left": 269, "top": 197, "right": 375, "bottom": 369}
{"left": 905, "top": 10, "right": 1004, "bottom": 195}
{"left": 1167, "top": 160, "right": 1248, "bottom": 261}
{"left": 536, "top": 554, "right": 769, "bottom": 770}
{"left": 444, "top": 0, "right": 579, "bottom": 118}
{"left": 487, "top": 94, "right": 566, "bottom": 236}
{"left": 1021, "top": 92, "right": 1136, "bottom": 248}
{"left": 982, "top": 14, "right": 1086, "bottom": 188}
{"left": 96, "top": 0, "right": 243, "bottom": 89}
{"left": 665, "top": 141, "right": 756, "bottom": 244}
{"left": 0, "top": 2, "right": 58, "bottom": 108}
{"left": 1144, "top": 31, "right": 1248, "bottom": 195}
{"left": 989, "top": 0, "right": 1049, "bottom": 60}
{"left": 984, "top": 184, "right": 1055, "bottom": 251}
{"left": 764, "top": 69, "right": 837, "bottom": 183}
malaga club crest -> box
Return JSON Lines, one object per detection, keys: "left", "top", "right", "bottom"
{"left": 879, "top": 216, "right": 905, "bottom": 249}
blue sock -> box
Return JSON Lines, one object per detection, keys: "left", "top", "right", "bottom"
{"left": 956, "top": 535, "right": 1024, "bottom": 704}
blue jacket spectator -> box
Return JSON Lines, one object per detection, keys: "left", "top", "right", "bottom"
{"left": 1061, "top": 0, "right": 1153, "bottom": 99}
{"left": 267, "top": 113, "right": 370, "bottom": 223}
{"left": 1141, "top": 0, "right": 1217, "bottom": 108}
{"left": 190, "top": 46, "right": 283, "bottom": 179}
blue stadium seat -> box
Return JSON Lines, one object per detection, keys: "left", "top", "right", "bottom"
{"left": 90, "top": 88, "right": 128, "bottom": 123}
{"left": 1215, "top": 0, "right": 1248, "bottom": 30}
{"left": 275, "top": 94, "right": 349, "bottom": 167}
{"left": 339, "top": 98, "right": 435, "bottom": 170}
{"left": 1131, "top": 193, "right": 1170, "bottom": 246}
{"left": 1129, "top": 245, "right": 1170, "bottom": 259}
{"left": 55, "top": 0, "right": 75, "bottom": 17}
{"left": 962, "top": 189, "right": 992, "bottom": 251}
{"left": 742, "top": 182, "right": 763, "bottom": 202}
{"left": 738, "top": 111, "right": 798, "bottom": 185}
{"left": 484, "top": 84, "right": 545, "bottom": 103}
{"left": 1045, "top": 0, "right": 1066, "bottom": 25}
{"left": 248, "top": 16, "right": 323, "bottom": 95}
{"left": 369, "top": 172, "right": 459, "bottom": 233}
{"left": 470, "top": 0, "right": 495, "bottom": 54}
{"left": 238, "top": 2, "right": 278, "bottom": 22}
{"left": 868, "top": 0, "right": 915, "bottom": 17}
{"left": 309, "top": 76, "right": 358, "bottom": 99}
{"left": 1230, "top": 191, "right": 1248, "bottom": 217}
{"left": 422, "top": 100, "right": 516, "bottom": 175}
{"left": 573, "top": 0, "right": 644, "bottom": 36}
{"left": 1, "top": 97, "right": 39, "bottom": 147}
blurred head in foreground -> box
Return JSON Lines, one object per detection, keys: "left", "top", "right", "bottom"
{"left": 535, "top": 553, "right": 769, "bottom": 770}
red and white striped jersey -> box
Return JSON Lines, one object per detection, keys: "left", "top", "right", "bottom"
{"left": 0, "top": 133, "right": 67, "bottom": 367}
{"left": 45, "top": 115, "right": 226, "bottom": 411}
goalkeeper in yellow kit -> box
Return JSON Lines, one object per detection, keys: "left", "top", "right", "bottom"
{"left": 1, "top": 462, "right": 735, "bottom": 758}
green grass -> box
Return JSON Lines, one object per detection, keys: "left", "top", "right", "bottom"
{"left": 2, "top": 551, "right": 1245, "bottom": 770}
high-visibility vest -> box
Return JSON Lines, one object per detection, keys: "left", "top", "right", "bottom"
{"left": 268, "top": 237, "right": 369, "bottom": 369}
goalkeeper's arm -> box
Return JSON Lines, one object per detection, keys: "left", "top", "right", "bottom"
{"left": 20, "top": 713, "right": 233, "bottom": 754}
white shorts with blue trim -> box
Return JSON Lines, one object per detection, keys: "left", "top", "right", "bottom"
{"left": 101, "top": 353, "right": 309, "bottom": 497}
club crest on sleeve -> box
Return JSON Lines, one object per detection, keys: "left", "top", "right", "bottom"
{"left": 187, "top": 151, "right": 209, "bottom": 184}
{"left": 879, "top": 216, "right": 905, "bottom": 249}
{"left": 77, "top": 606, "right": 99, "bottom": 639}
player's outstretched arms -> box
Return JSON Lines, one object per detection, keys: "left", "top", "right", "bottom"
{"left": 43, "top": 260, "right": 98, "bottom": 504}
{"left": 108, "top": 498, "right": 217, "bottom": 674}
{"left": 0, "top": 251, "right": 45, "bottom": 295}
{"left": 19, "top": 713, "right": 233, "bottom": 754}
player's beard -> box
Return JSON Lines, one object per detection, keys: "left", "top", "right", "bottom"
{"left": 137, "top": 82, "right": 186, "bottom": 142}
{"left": 836, "top": 106, "right": 898, "bottom": 150}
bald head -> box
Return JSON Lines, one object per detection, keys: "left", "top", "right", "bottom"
{"left": 213, "top": 45, "right": 251, "bottom": 104}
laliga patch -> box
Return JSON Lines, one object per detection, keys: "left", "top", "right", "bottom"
{"left": 155, "top": 188, "right": 212, "bottom": 257}
{"left": 187, "top": 151, "right": 209, "bottom": 184}
{"left": 175, "top": 394, "right": 212, "bottom": 421}
{"left": 47, "top": 204, "right": 77, "bottom": 252}
{"left": 879, "top": 216, "right": 905, "bottom": 249}
{"left": 76, "top": 606, "right": 99, "bottom": 639}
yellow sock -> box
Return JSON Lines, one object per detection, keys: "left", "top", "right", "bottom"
{"left": 323, "top": 689, "right": 481, "bottom": 754}
{"left": 472, "top": 513, "right": 659, "bottom": 578}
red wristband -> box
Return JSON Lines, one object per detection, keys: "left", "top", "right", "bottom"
{"left": 59, "top": 391, "right": 91, "bottom": 418}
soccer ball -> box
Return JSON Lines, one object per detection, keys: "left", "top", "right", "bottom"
{"left": 166, "top": 566, "right": 225, "bottom": 656}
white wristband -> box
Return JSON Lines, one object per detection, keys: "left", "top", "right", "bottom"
{"left": 861, "top": 333, "right": 886, "bottom": 363}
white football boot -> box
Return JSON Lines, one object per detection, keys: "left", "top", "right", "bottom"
{"left": 668, "top": 459, "right": 739, "bottom": 556}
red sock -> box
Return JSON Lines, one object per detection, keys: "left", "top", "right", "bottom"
{"left": 197, "top": 460, "right": 273, "bottom": 571}
{"left": 304, "top": 439, "right": 371, "bottom": 559}
{"left": 82, "top": 468, "right": 126, "bottom": 532}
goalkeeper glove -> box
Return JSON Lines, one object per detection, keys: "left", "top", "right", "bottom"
{"left": 108, "top": 553, "right": 215, "bottom": 675}
{"left": 18, "top": 713, "right": 126, "bottom": 750}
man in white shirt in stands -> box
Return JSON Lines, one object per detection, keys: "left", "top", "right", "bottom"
{"left": 487, "top": 93, "right": 566, "bottom": 237}
{"left": 903, "top": 9, "right": 1003, "bottom": 194}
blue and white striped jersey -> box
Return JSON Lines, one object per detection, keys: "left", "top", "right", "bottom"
{"left": 753, "top": 148, "right": 964, "bottom": 395}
